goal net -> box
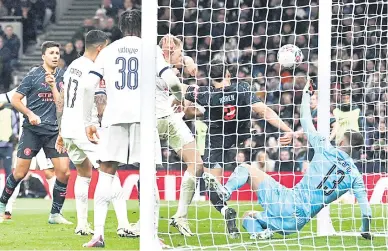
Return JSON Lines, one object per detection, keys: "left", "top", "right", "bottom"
{"left": 155, "top": 0, "right": 388, "bottom": 250}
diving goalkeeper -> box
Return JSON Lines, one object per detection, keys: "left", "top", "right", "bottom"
{"left": 204, "top": 79, "right": 372, "bottom": 240}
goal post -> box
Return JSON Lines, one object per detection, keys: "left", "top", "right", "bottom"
{"left": 316, "top": 0, "right": 336, "bottom": 237}
{"left": 140, "top": 1, "right": 160, "bottom": 250}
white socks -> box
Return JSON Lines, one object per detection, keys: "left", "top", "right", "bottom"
{"left": 46, "top": 176, "right": 56, "bottom": 198}
{"left": 111, "top": 174, "right": 130, "bottom": 229}
{"left": 94, "top": 171, "right": 114, "bottom": 238}
{"left": 174, "top": 171, "right": 196, "bottom": 218}
{"left": 5, "top": 182, "right": 21, "bottom": 213}
{"left": 74, "top": 175, "right": 91, "bottom": 228}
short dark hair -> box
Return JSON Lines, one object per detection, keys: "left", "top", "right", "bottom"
{"left": 207, "top": 59, "right": 228, "bottom": 82}
{"left": 344, "top": 129, "right": 364, "bottom": 151}
{"left": 41, "top": 41, "right": 60, "bottom": 55}
{"left": 85, "top": 30, "right": 108, "bottom": 49}
{"left": 119, "top": 9, "right": 141, "bottom": 36}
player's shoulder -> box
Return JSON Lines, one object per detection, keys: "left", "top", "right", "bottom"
{"left": 55, "top": 67, "right": 66, "bottom": 77}
{"left": 236, "top": 81, "right": 251, "bottom": 91}
{"left": 26, "top": 65, "right": 44, "bottom": 77}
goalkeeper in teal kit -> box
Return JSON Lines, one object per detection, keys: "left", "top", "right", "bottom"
{"left": 204, "top": 79, "right": 372, "bottom": 240}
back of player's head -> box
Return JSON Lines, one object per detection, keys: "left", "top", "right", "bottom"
{"left": 41, "top": 41, "right": 60, "bottom": 55}
{"left": 85, "top": 30, "right": 108, "bottom": 50}
{"left": 119, "top": 9, "right": 141, "bottom": 37}
{"left": 343, "top": 129, "right": 364, "bottom": 151}
{"left": 208, "top": 59, "right": 228, "bottom": 82}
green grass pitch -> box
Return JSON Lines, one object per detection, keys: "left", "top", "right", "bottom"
{"left": 0, "top": 199, "right": 387, "bottom": 250}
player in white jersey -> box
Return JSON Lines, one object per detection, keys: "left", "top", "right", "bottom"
{"left": 156, "top": 35, "right": 203, "bottom": 236}
{"left": 0, "top": 87, "right": 56, "bottom": 220}
{"left": 81, "top": 10, "right": 184, "bottom": 248}
{"left": 55, "top": 30, "right": 134, "bottom": 237}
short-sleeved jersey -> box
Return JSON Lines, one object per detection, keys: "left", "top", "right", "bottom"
{"left": 155, "top": 77, "right": 175, "bottom": 118}
{"left": 92, "top": 36, "right": 170, "bottom": 126}
{"left": 297, "top": 92, "right": 371, "bottom": 220}
{"left": 0, "top": 88, "right": 16, "bottom": 103}
{"left": 61, "top": 57, "right": 103, "bottom": 139}
{"left": 16, "top": 66, "right": 65, "bottom": 135}
{"left": 185, "top": 82, "right": 261, "bottom": 134}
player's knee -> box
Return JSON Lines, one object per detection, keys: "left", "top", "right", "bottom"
{"left": 43, "top": 168, "right": 55, "bottom": 179}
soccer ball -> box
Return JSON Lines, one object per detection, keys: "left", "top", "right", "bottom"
{"left": 277, "top": 44, "right": 303, "bottom": 68}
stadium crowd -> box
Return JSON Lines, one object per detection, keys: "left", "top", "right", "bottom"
{"left": 0, "top": 0, "right": 387, "bottom": 177}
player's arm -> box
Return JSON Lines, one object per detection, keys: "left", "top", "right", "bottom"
{"left": 184, "top": 99, "right": 204, "bottom": 119}
{"left": 55, "top": 87, "right": 65, "bottom": 132}
{"left": 300, "top": 79, "right": 332, "bottom": 151}
{"left": 157, "top": 46, "right": 184, "bottom": 102}
{"left": 252, "top": 102, "right": 293, "bottom": 133}
{"left": 94, "top": 92, "right": 106, "bottom": 123}
{"left": 12, "top": 76, "right": 40, "bottom": 125}
{"left": 0, "top": 88, "right": 16, "bottom": 109}
{"left": 352, "top": 175, "right": 373, "bottom": 240}
{"left": 45, "top": 72, "right": 61, "bottom": 104}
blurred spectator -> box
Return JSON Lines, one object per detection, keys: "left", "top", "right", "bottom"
{"left": 251, "top": 151, "right": 275, "bottom": 172}
{"left": 235, "top": 150, "right": 247, "bottom": 165}
{"left": 72, "top": 19, "right": 95, "bottom": 42}
{"left": 4, "top": 0, "right": 22, "bottom": 16}
{"left": 0, "top": 36, "right": 12, "bottom": 91}
{"left": 0, "top": 103, "right": 19, "bottom": 179}
{"left": 21, "top": 2, "right": 37, "bottom": 52}
{"left": 62, "top": 42, "right": 78, "bottom": 66}
{"left": 0, "top": 0, "right": 8, "bottom": 17}
{"left": 3, "top": 25, "right": 20, "bottom": 69}
{"left": 333, "top": 89, "right": 361, "bottom": 144}
{"left": 103, "top": 17, "right": 121, "bottom": 42}
{"left": 121, "top": 0, "right": 135, "bottom": 11}
{"left": 275, "top": 148, "right": 294, "bottom": 172}
{"left": 101, "top": 0, "right": 118, "bottom": 18}
{"left": 58, "top": 58, "right": 66, "bottom": 70}
{"left": 74, "top": 39, "right": 85, "bottom": 56}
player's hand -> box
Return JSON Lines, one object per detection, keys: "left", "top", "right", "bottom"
{"left": 361, "top": 232, "right": 373, "bottom": 240}
{"left": 86, "top": 125, "right": 99, "bottom": 144}
{"left": 171, "top": 97, "right": 184, "bottom": 113}
{"left": 55, "top": 135, "right": 67, "bottom": 153}
{"left": 279, "top": 132, "right": 293, "bottom": 145}
{"left": 27, "top": 112, "right": 41, "bottom": 125}
{"left": 45, "top": 72, "right": 56, "bottom": 89}
{"left": 303, "top": 77, "right": 316, "bottom": 96}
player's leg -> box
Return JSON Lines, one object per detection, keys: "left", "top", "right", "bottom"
{"left": 0, "top": 128, "right": 39, "bottom": 220}
{"left": 162, "top": 115, "right": 201, "bottom": 236}
{"left": 63, "top": 138, "right": 94, "bottom": 234}
{"left": 36, "top": 150, "right": 56, "bottom": 198}
{"left": 44, "top": 133, "right": 72, "bottom": 224}
{"left": 84, "top": 124, "right": 130, "bottom": 247}
{"left": 242, "top": 211, "right": 274, "bottom": 240}
{"left": 202, "top": 135, "right": 239, "bottom": 238}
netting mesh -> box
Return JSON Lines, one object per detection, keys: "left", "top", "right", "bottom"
{"left": 156, "top": 0, "right": 388, "bottom": 250}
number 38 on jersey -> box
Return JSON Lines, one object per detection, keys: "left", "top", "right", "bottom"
{"left": 115, "top": 57, "right": 139, "bottom": 90}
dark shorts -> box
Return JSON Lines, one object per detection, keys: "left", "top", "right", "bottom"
{"left": 203, "top": 129, "right": 251, "bottom": 169}
{"left": 17, "top": 127, "right": 68, "bottom": 159}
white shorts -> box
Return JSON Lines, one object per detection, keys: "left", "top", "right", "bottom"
{"left": 98, "top": 123, "right": 162, "bottom": 165}
{"left": 34, "top": 149, "right": 53, "bottom": 170}
{"left": 63, "top": 137, "right": 99, "bottom": 168}
{"left": 157, "top": 113, "right": 194, "bottom": 152}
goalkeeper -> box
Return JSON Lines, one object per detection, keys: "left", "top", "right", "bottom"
{"left": 204, "top": 79, "right": 372, "bottom": 240}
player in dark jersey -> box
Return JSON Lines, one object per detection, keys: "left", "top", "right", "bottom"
{"left": 0, "top": 41, "right": 72, "bottom": 224}
{"left": 184, "top": 59, "right": 295, "bottom": 238}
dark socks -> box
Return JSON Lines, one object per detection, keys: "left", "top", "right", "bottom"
{"left": 208, "top": 189, "right": 227, "bottom": 213}
{"left": 50, "top": 180, "right": 67, "bottom": 214}
{"left": 0, "top": 174, "right": 21, "bottom": 204}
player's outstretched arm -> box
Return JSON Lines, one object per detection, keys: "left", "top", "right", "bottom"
{"left": 251, "top": 102, "right": 293, "bottom": 145}
{"left": 0, "top": 88, "right": 17, "bottom": 104}
{"left": 352, "top": 175, "right": 373, "bottom": 240}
